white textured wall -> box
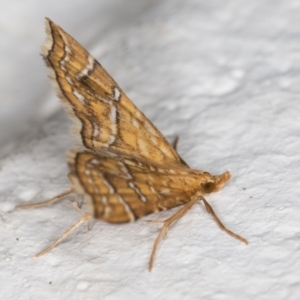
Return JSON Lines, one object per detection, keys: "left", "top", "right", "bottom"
{"left": 1, "top": 1, "right": 300, "bottom": 299}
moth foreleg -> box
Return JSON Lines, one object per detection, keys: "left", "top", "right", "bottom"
{"left": 148, "top": 195, "right": 200, "bottom": 272}
{"left": 148, "top": 195, "right": 248, "bottom": 271}
{"left": 199, "top": 197, "right": 248, "bottom": 245}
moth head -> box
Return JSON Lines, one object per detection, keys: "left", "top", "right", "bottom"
{"left": 200, "top": 171, "right": 231, "bottom": 194}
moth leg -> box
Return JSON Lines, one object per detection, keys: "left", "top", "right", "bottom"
{"left": 74, "top": 192, "right": 82, "bottom": 209}
{"left": 149, "top": 195, "right": 199, "bottom": 271}
{"left": 172, "top": 136, "right": 179, "bottom": 150}
{"left": 15, "top": 187, "right": 75, "bottom": 210}
{"left": 33, "top": 213, "right": 93, "bottom": 259}
{"left": 149, "top": 195, "right": 248, "bottom": 271}
{"left": 67, "top": 200, "right": 92, "bottom": 231}
{"left": 172, "top": 136, "right": 189, "bottom": 167}
{"left": 145, "top": 219, "right": 168, "bottom": 239}
{"left": 67, "top": 200, "right": 86, "bottom": 215}
{"left": 199, "top": 198, "right": 248, "bottom": 245}
{"left": 68, "top": 173, "right": 82, "bottom": 208}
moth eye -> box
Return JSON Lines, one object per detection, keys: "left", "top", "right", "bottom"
{"left": 202, "top": 182, "right": 215, "bottom": 193}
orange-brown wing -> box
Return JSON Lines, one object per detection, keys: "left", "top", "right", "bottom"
{"left": 67, "top": 150, "right": 202, "bottom": 223}
{"left": 42, "top": 18, "right": 183, "bottom": 166}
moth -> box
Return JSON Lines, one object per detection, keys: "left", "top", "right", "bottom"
{"left": 16, "top": 18, "right": 247, "bottom": 271}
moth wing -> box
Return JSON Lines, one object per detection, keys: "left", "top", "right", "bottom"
{"left": 67, "top": 151, "right": 200, "bottom": 223}
{"left": 43, "top": 18, "right": 183, "bottom": 166}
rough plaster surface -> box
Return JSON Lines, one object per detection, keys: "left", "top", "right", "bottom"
{"left": 1, "top": 1, "right": 300, "bottom": 299}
